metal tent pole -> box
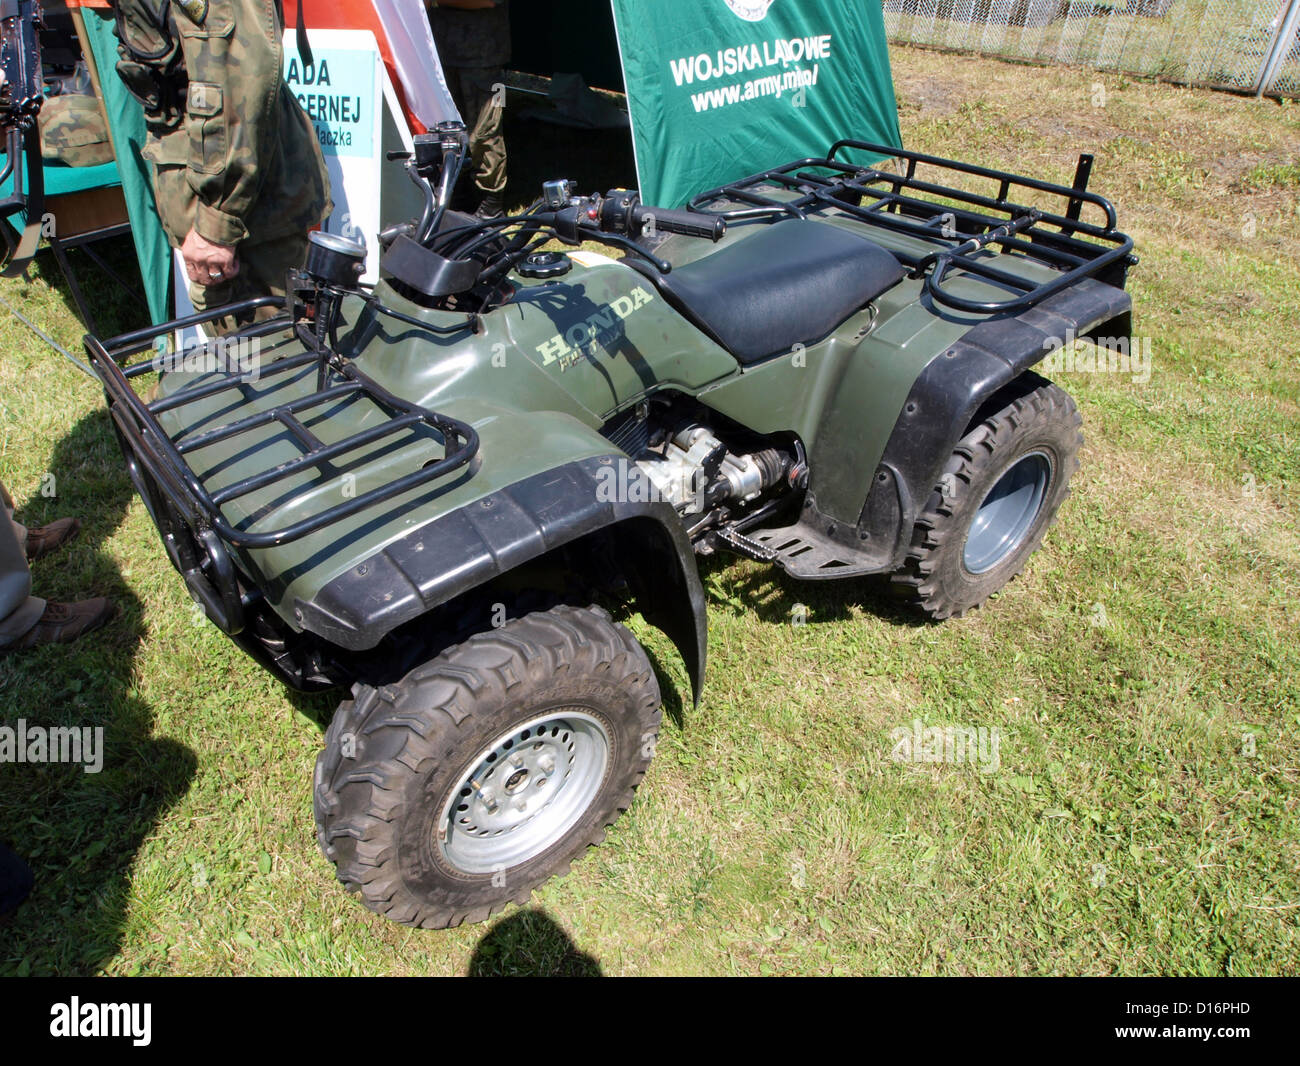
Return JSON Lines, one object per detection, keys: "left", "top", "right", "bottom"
{"left": 1256, "top": 0, "right": 1300, "bottom": 97}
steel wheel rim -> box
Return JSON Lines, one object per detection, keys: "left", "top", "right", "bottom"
{"left": 963, "top": 451, "right": 1052, "bottom": 575}
{"left": 437, "top": 710, "right": 611, "bottom": 875}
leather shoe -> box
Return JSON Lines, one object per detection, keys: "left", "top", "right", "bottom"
{"left": 1, "top": 598, "right": 116, "bottom": 652}
{"left": 24, "top": 517, "right": 81, "bottom": 561}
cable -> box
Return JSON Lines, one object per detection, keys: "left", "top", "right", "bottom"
{"left": 0, "top": 292, "right": 95, "bottom": 378}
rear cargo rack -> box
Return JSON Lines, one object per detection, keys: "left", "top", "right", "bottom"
{"left": 86, "top": 297, "right": 480, "bottom": 553}
{"left": 688, "top": 139, "right": 1135, "bottom": 314}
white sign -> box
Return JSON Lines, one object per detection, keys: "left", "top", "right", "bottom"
{"left": 284, "top": 28, "right": 385, "bottom": 279}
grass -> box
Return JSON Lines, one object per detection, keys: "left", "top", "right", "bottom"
{"left": 1, "top": 45, "right": 1298, "bottom": 975}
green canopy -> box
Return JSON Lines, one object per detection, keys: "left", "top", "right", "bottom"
{"left": 81, "top": 8, "right": 171, "bottom": 326}
{"left": 610, "top": 0, "right": 902, "bottom": 209}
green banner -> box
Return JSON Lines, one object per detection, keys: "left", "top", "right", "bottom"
{"left": 610, "top": 0, "right": 902, "bottom": 209}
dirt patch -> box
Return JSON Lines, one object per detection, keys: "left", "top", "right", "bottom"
{"left": 895, "top": 75, "right": 964, "bottom": 117}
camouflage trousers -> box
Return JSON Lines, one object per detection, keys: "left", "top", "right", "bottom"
{"left": 445, "top": 66, "right": 507, "bottom": 197}
{"left": 153, "top": 164, "right": 312, "bottom": 335}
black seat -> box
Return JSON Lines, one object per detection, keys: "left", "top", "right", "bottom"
{"left": 638, "top": 219, "right": 904, "bottom": 365}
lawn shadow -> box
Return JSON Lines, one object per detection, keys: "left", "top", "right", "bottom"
{"left": 696, "top": 551, "right": 936, "bottom": 630}
{"left": 287, "top": 689, "right": 339, "bottom": 734}
{"left": 641, "top": 643, "right": 686, "bottom": 732}
{"left": 468, "top": 907, "right": 602, "bottom": 976}
{"left": 0, "top": 409, "right": 196, "bottom": 975}
{"left": 21, "top": 235, "right": 153, "bottom": 340}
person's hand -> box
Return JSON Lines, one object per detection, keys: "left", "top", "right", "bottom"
{"left": 181, "top": 228, "right": 241, "bottom": 287}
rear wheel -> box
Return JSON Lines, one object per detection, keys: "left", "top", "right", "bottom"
{"left": 313, "top": 604, "right": 661, "bottom": 928}
{"left": 890, "top": 375, "right": 1082, "bottom": 619}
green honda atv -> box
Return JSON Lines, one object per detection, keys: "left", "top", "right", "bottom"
{"left": 87, "top": 124, "right": 1135, "bottom": 929}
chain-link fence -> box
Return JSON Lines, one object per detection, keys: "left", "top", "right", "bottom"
{"left": 882, "top": 0, "right": 1300, "bottom": 96}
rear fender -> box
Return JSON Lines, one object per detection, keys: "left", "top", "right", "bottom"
{"left": 858, "top": 277, "right": 1131, "bottom": 564}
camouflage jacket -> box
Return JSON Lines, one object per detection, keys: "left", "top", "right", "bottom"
{"left": 428, "top": 0, "right": 511, "bottom": 69}
{"left": 112, "top": 0, "right": 330, "bottom": 247}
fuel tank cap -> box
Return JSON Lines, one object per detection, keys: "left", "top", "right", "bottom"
{"left": 518, "top": 251, "right": 572, "bottom": 280}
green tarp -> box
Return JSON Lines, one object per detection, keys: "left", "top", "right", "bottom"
{"left": 0, "top": 158, "right": 120, "bottom": 199}
{"left": 81, "top": 8, "right": 171, "bottom": 325}
{"left": 609, "top": 0, "right": 902, "bottom": 209}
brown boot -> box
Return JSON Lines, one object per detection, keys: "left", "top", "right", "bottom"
{"left": 474, "top": 194, "right": 505, "bottom": 221}
{"left": 24, "top": 517, "right": 81, "bottom": 561}
{"left": 2, "top": 598, "right": 116, "bottom": 652}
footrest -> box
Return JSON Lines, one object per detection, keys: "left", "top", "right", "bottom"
{"left": 715, "top": 526, "right": 780, "bottom": 563}
{"left": 748, "top": 521, "right": 882, "bottom": 580}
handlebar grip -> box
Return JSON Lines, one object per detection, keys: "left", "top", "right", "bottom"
{"left": 632, "top": 205, "right": 726, "bottom": 242}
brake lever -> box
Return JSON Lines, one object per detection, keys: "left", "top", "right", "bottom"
{"left": 584, "top": 229, "right": 671, "bottom": 274}
{"left": 538, "top": 201, "right": 672, "bottom": 273}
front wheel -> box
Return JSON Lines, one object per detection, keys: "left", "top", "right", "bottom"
{"left": 890, "top": 374, "right": 1082, "bottom": 620}
{"left": 313, "top": 604, "right": 662, "bottom": 928}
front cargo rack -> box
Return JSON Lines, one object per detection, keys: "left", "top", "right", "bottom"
{"left": 86, "top": 297, "right": 480, "bottom": 554}
{"left": 688, "top": 139, "right": 1136, "bottom": 315}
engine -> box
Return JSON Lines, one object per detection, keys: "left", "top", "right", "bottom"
{"left": 636, "top": 425, "right": 788, "bottom": 516}
{"left": 604, "top": 402, "right": 795, "bottom": 524}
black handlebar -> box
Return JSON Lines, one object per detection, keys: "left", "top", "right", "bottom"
{"left": 397, "top": 171, "right": 729, "bottom": 297}
{"left": 593, "top": 188, "right": 725, "bottom": 243}
{"left": 630, "top": 204, "right": 727, "bottom": 242}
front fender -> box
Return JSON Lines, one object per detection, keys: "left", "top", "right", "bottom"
{"left": 296, "top": 455, "right": 708, "bottom": 703}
